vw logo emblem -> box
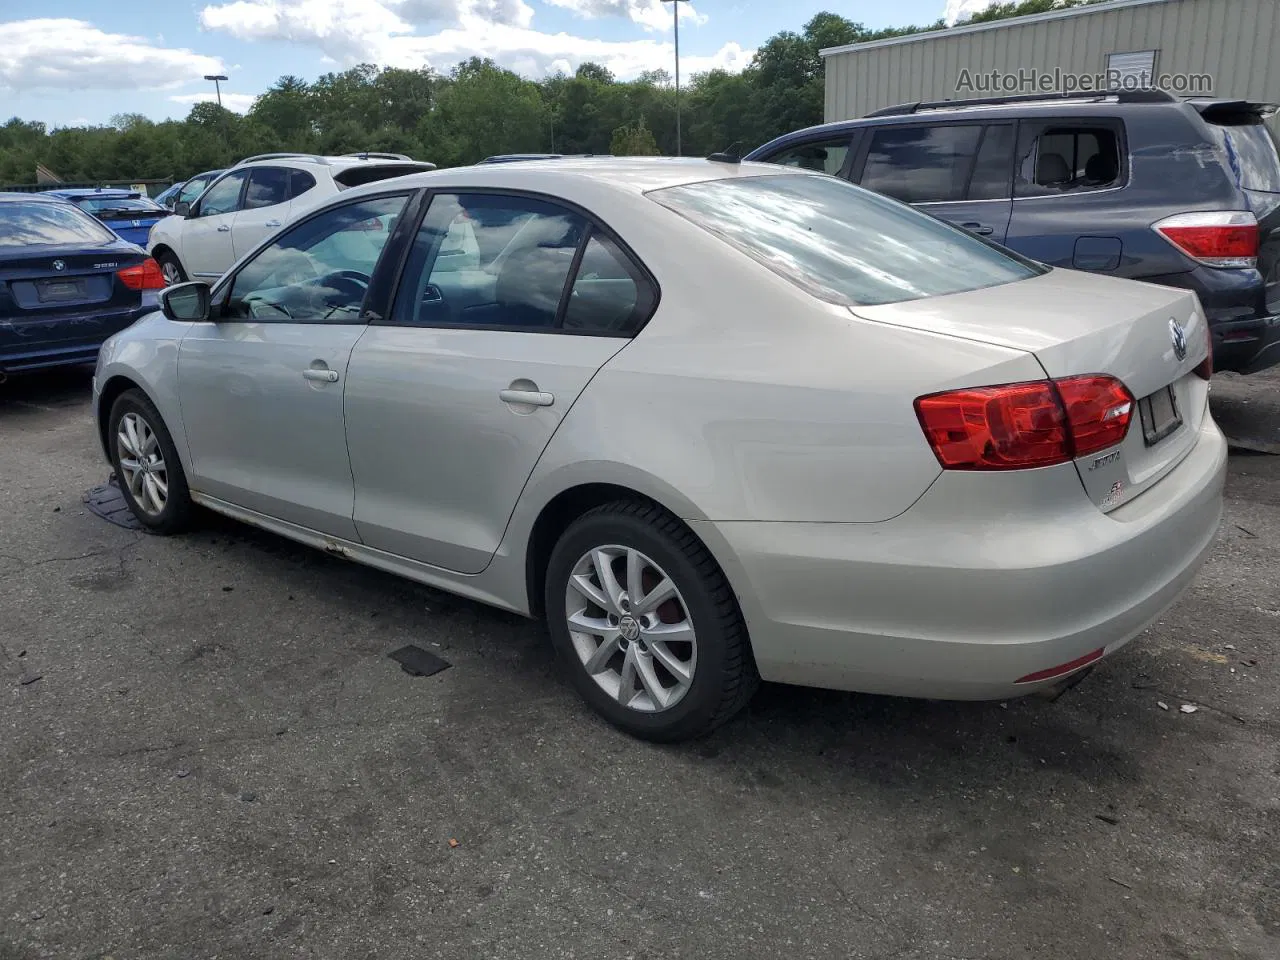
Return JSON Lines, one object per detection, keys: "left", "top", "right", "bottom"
{"left": 51, "top": 259, "right": 66, "bottom": 272}
{"left": 1170, "top": 318, "right": 1188, "bottom": 362}
{"left": 618, "top": 616, "right": 642, "bottom": 642}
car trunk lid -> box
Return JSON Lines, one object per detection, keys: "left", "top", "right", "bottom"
{"left": 851, "top": 268, "right": 1209, "bottom": 512}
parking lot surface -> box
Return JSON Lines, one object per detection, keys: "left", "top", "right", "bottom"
{"left": 1, "top": 368, "right": 1278, "bottom": 960}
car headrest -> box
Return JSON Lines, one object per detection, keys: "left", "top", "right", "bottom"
{"left": 1085, "top": 152, "right": 1118, "bottom": 184}
{"left": 1036, "top": 152, "right": 1072, "bottom": 185}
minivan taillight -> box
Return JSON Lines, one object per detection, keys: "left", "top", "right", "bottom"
{"left": 1152, "top": 211, "right": 1259, "bottom": 269}
{"left": 117, "top": 258, "right": 166, "bottom": 290}
{"left": 915, "top": 375, "right": 1134, "bottom": 471}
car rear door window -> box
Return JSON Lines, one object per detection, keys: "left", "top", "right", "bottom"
{"left": 392, "top": 193, "right": 586, "bottom": 330}
{"left": 759, "top": 137, "right": 853, "bottom": 176}
{"left": 243, "top": 167, "right": 290, "bottom": 209}
{"left": 197, "top": 171, "right": 248, "bottom": 217}
{"left": 562, "top": 233, "right": 656, "bottom": 334}
{"left": 1015, "top": 123, "right": 1124, "bottom": 196}
{"left": 859, "top": 125, "right": 983, "bottom": 203}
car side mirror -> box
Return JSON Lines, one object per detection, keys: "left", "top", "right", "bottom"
{"left": 174, "top": 201, "right": 191, "bottom": 217}
{"left": 160, "top": 281, "right": 212, "bottom": 323}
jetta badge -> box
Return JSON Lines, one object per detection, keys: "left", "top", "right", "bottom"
{"left": 1170, "top": 318, "right": 1188, "bottom": 362}
{"left": 51, "top": 259, "right": 66, "bottom": 272}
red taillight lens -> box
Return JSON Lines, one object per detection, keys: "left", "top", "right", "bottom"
{"left": 117, "top": 258, "right": 166, "bottom": 290}
{"left": 1194, "top": 320, "right": 1213, "bottom": 380}
{"left": 1054, "top": 375, "right": 1135, "bottom": 458}
{"left": 1152, "top": 211, "right": 1259, "bottom": 268}
{"left": 915, "top": 375, "right": 1134, "bottom": 471}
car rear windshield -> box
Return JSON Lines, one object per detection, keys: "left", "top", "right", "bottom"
{"left": 1208, "top": 119, "right": 1280, "bottom": 193}
{"left": 334, "top": 163, "right": 435, "bottom": 189}
{"left": 0, "top": 201, "right": 117, "bottom": 247}
{"left": 649, "top": 174, "right": 1044, "bottom": 307}
{"left": 75, "top": 196, "right": 160, "bottom": 214}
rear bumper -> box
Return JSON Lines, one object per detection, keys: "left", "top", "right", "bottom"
{"left": 694, "top": 414, "right": 1228, "bottom": 700}
{"left": 0, "top": 300, "right": 154, "bottom": 374}
{"left": 1209, "top": 314, "right": 1280, "bottom": 375}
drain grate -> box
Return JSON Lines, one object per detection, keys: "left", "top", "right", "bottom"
{"left": 83, "top": 475, "right": 143, "bottom": 531}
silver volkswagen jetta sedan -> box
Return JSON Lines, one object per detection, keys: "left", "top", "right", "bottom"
{"left": 93, "top": 158, "right": 1226, "bottom": 741}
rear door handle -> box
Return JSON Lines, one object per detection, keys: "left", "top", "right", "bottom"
{"left": 303, "top": 368, "right": 340, "bottom": 383}
{"left": 960, "top": 222, "right": 994, "bottom": 235}
{"left": 265, "top": 220, "right": 282, "bottom": 228}
{"left": 499, "top": 389, "right": 554, "bottom": 407}
{"left": 217, "top": 224, "right": 231, "bottom": 232}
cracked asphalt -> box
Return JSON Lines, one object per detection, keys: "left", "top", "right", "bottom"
{"left": 1, "top": 366, "right": 1278, "bottom": 960}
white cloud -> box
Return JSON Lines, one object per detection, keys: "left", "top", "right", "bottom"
{"left": 0, "top": 19, "right": 226, "bottom": 92}
{"left": 543, "top": 0, "right": 707, "bottom": 32}
{"left": 944, "top": 0, "right": 996, "bottom": 26}
{"left": 198, "top": 0, "right": 746, "bottom": 78}
{"left": 169, "top": 92, "right": 260, "bottom": 114}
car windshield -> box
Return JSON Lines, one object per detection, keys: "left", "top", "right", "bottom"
{"left": 649, "top": 173, "right": 1044, "bottom": 307}
{"left": 75, "top": 196, "right": 160, "bottom": 214}
{"left": 0, "top": 201, "right": 117, "bottom": 247}
{"left": 1208, "top": 120, "right": 1280, "bottom": 193}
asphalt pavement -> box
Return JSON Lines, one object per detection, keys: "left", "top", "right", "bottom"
{"left": 1, "top": 367, "right": 1277, "bottom": 960}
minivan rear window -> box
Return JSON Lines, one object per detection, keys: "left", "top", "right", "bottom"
{"left": 0, "top": 201, "right": 117, "bottom": 247}
{"left": 1209, "top": 120, "right": 1280, "bottom": 193}
{"left": 650, "top": 174, "right": 1044, "bottom": 307}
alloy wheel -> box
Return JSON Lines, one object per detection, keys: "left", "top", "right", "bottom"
{"left": 159, "top": 260, "right": 182, "bottom": 286}
{"left": 116, "top": 411, "right": 169, "bottom": 517}
{"left": 564, "top": 545, "right": 698, "bottom": 712}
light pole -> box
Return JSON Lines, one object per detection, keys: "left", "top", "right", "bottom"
{"left": 204, "top": 74, "right": 229, "bottom": 108}
{"left": 661, "top": 0, "right": 690, "bottom": 156}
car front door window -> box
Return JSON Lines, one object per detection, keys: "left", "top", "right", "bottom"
{"left": 196, "top": 171, "right": 247, "bottom": 217}
{"left": 224, "top": 194, "right": 409, "bottom": 323}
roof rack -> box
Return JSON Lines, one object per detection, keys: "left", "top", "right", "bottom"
{"left": 341, "top": 152, "right": 414, "bottom": 161}
{"left": 476, "top": 154, "right": 595, "bottom": 164}
{"left": 865, "top": 88, "right": 1177, "bottom": 117}
{"left": 233, "top": 152, "right": 331, "bottom": 166}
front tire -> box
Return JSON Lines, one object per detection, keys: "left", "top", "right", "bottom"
{"left": 108, "top": 389, "right": 194, "bottom": 534}
{"left": 545, "top": 500, "right": 758, "bottom": 742}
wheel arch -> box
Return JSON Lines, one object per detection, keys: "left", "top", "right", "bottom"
{"left": 96, "top": 375, "right": 164, "bottom": 462}
{"left": 521, "top": 476, "right": 736, "bottom": 624}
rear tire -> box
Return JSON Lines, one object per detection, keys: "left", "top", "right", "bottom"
{"left": 155, "top": 251, "right": 186, "bottom": 286}
{"left": 544, "top": 500, "right": 758, "bottom": 742}
{"left": 108, "top": 389, "right": 194, "bottom": 535}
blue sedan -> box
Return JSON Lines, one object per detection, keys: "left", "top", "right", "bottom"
{"left": 0, "top": 193, "right": 165, "bottom": 376}
{"left": 42, "top": 188, "right": 172, "bottom": 247}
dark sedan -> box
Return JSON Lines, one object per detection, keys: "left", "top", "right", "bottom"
{"left": 0, "top": 193, "right": 164, "bottom": 378}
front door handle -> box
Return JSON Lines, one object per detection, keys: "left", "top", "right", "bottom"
{"left": 217, "top": 224, "right": 231, "bottom": 233}
{"left": 960, "top": 222, "right": 994, "bottom": 236}
{"left": 303, "top": 368, "right": 340, "bottom": 383}
{"left": 499, "top": 388, "right": 554, "bottom": 407}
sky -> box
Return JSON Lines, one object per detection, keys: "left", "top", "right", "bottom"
{"left": 0, "top": 0, "right": 995, "bottom": 128}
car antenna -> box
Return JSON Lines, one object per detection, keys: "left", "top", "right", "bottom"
{"left": 707, "top": 142, "right": 743, "bottom": 164}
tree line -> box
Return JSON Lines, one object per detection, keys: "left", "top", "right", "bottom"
{"left": 0, "top": 2, "right": 1101, "bottom": 186}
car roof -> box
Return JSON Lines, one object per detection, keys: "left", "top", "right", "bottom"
{"left": 752, "top": 94, "right": 1268, "bottom": 151}
{"left": 0, "top": 191, "right": 72, "bottom": 203}
{"left": 344, "top": 156, "right": 810, "bottom": 199}
{"left": 232, "top": 154, "right": 431, "bottom": 171}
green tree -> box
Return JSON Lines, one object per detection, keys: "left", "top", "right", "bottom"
{"left": 610, "top": 118, "right": 660, "bottom": 156}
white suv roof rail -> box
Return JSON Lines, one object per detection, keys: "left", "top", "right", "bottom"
{"left": 233, "top": 153, "right": 331, "bottom": 167}
{"left": 341, "top": 151, "right": 415, "bottom": 161}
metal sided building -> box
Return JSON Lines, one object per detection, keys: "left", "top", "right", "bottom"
{"left": 820, "top": 0, "right": 1280, "bottom": 129}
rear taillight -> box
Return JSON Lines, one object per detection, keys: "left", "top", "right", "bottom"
{"left": 1194, "top": 319, "right": 1213, "bottom": 380}
{"left": 1152, "top": 211, "right": 1259, "bottom": 269}
{"left": 915, "top": 375, "right": 1134, "bottom": 471}
{"left": 117, "top": 258, "right": 166, "bottom": 290}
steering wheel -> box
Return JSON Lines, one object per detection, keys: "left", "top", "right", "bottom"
{"left": 317, "top": 269, "right": 371, "bottom": 296}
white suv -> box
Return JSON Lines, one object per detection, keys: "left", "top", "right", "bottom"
{"left": 148, "top": 152, "right": 435, "bottom": 284}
